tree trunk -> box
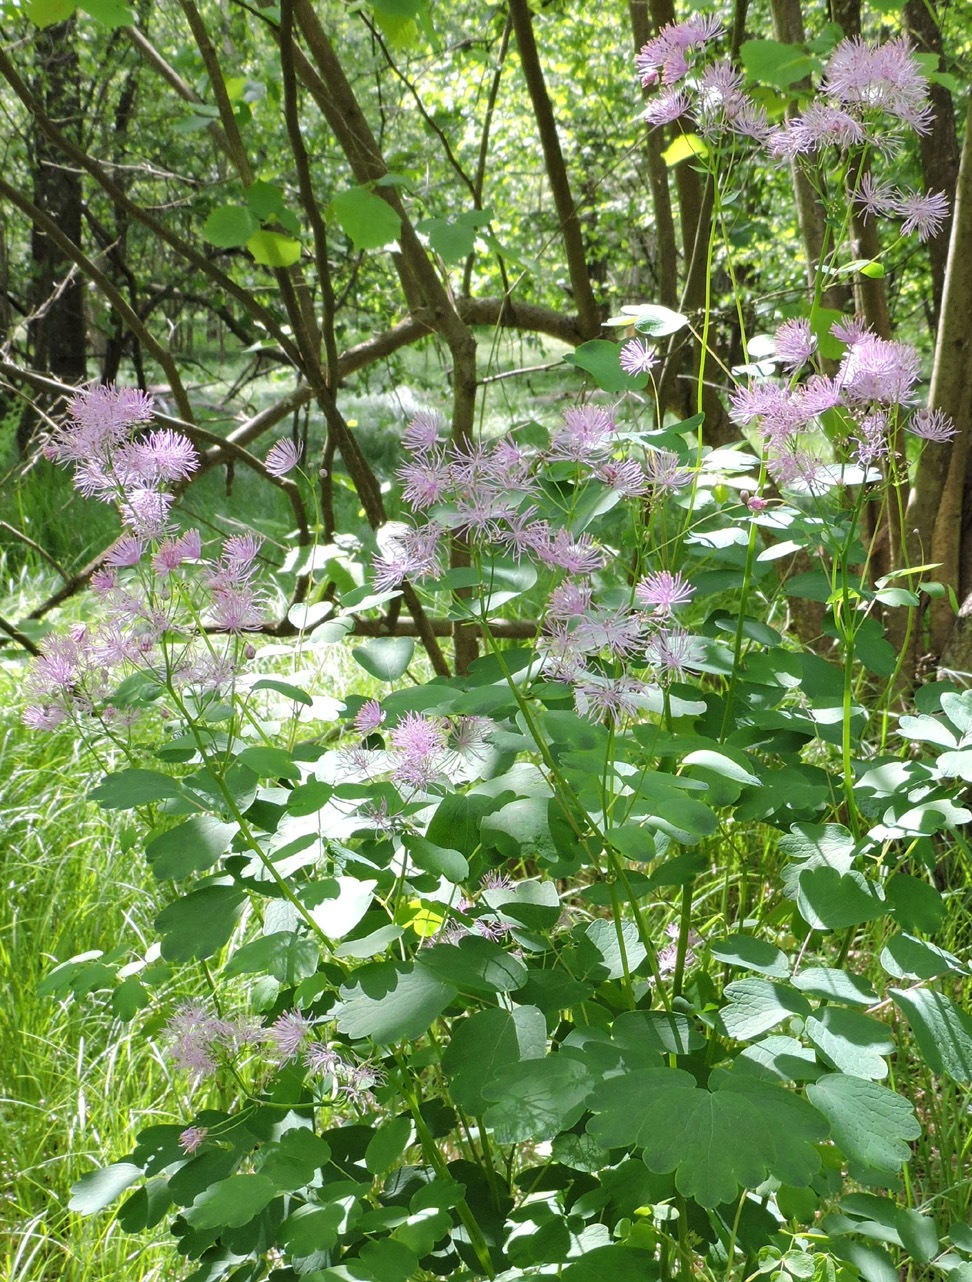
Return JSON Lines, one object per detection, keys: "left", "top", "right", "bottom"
{"left": 18, "top": 19, "right": 86, "bottom": 451}
{"left": 903, "top": 0, "right": 959, "bottom": 332}
{"left": 907, "top": 96, "right": 972, "bottom": 670}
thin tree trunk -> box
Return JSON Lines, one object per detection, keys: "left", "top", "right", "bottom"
{"left": 507, "top": 0, "right": 601, "bottom": 340}
{"left": 903, "top": 0, "right": 959, "bottom": 331}
{"left": 907, "top": 96, "right": 972, "bottom": 668}
{"left": 18, "top": 20, "right": 86, "bottom": 451}
{"left": 629, "top": 0, "right": 678, "bottom": 312}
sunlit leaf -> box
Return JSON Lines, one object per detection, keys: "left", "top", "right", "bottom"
{"left": 336, "top": 958, "right": 457, "bottom": 1043}
{"left": 184, "top": 1174, "right": 277, "bottom": 1229}
{"left": 331, "top": 185, "right": 401, "bottom": 250}
{"left": 891, "top": 987, "right": 972, "bottom": 1082}
{"left": 202, "top": 205, "right": 259, "bottom": 248}
{"left": 246, "top": 229, "right": 301, "bottom": 266}
{"left": 69, "top": 1163, "right": 142, "bottom": 1214}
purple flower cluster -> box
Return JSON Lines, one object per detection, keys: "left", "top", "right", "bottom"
{"left": 635, "top": 21, "right": 948, "bottom": 244}
{"left": 372, "top": 409, "right": 708, "bottom": 726}
{"left": 636, "top": 16, "right": 768, "bottom": 139}
{"left": 45, "top": 386, "right": 196, "bottom": 540}
{"left": 377, "top": 407, "right": 689, "bottom": 595}
{"left": 24, "top": 387, "right": 273, "bottom": 731}
{"left": 344, "top": 706, "right": 494, "bottom": 792}
{"left": 442, "top": 874, "right": 515, "bottom": 947}
{"left": 854, "top": 174, "right": 950, "bottom": 243}
{"left": 162, "top": 1003, "right": 384, "bottom": 1110}
{"left": 163, "top": 1000, "right": 265, "bottom": 1077}
{"left": 539, "top": 569, "right": 702, "bottom": 723}
{"left": 730, "top": 316, "right": 954, "bottom": 487}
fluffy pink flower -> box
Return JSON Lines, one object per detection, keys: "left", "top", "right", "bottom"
{"left": 635, "top": 570, "right": 695, "bottom": 614}
{"left": 179, "top": 1126, "right": 209, "bottom": 1155}
{"left": 402, "top": 409, "right": 441, "bottom": 455}
{"left": 132, "top": 430, "right": 198, "bottom": 483}
{"left": 355, "top": 699, "right": 385, "bottom": 736}
{"left": 105, "top": 536, "right": 145, "bottom": 568}
{"left": 642, "top": 90, "right": 690, "bottom": 127}
{"left": 268, "top": 1011, "right": 313, "bottom": 1063}
{"left": 549, "top": 405, "right": 615, "bottom": 462}
{"left": 265, "top": 438, "right": 302, "bottom": 477}
{"left": 390, "top": 711, "right": 447, "bottom": 759}
{"left": 824, "top": 36, "right": 932, "bottom": 133}
{"left": 854, "top": 172, "right": 897, "bottom": 221}
{"left": 209, "top": 585, "right": 265, "bottom": 633}
{"left": 838, "top": 334, "right": 921, "bottom": 405}
{"left": 574, "top": 675, "right": 648, "bottom": 725}
{"left": 635, "top": 14, "right": 723, "bottom": 87}
{"left": 646, "top": 626, "right": 703, "bottom": 680}
{"left": 120, "top": 487, "right": 174, "bottom": 539}
{"left": 893, "top": 189, "right": 949, "bottom": 242}
{"left": 643, "top": 449, "right": 692, "bottom": 490}
{"left": 619, "top": 338, "right": 657, "bottom": 376}
{"left": 907, "top": 408, "right": 956, "bottom": 442}
{"left": 774, "top": 319, "right": 816, "bottom": 370}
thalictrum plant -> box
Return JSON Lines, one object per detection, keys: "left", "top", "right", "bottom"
{"left": 22, "top": 13, "right": 972, "bottom": 1282}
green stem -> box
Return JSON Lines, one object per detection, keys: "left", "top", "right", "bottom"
{"left": 397, "top": 1062, "right": 497, "bottom": 1279}
{"left": 671, "top": 880, "right": 694, "bottom": 1001}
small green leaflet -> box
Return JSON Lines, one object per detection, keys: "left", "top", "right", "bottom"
{"left": 662, "top": 133, "right": 708, "bottom": 167}
{"left": 250, "top": 678, "right": 313, "bottom": 707}
{"left": 236, "top": 745, "right": 301, "bottom": 780}
{"left": 335, "top": 957, "right": 456, "bottom": 1044}
{"left": 741, "top": 38, "right": 821, "bottom": 88}
{"left": 420, "top": 935, "right": 527, "bottom": 994}
{"left": 563, "top": 340, "right": 650, "bottom": 393}
{"left": 144, "top": 814, "right": 238, "bottom": 880}
{"left": 709, "top": 933, "right": 790, "bottom": 978}
{"left": 441, "top": 1005, "right": 546, "bottom": 1115}
{"left": 353, "top": 636, "right": 414, "bottom": 681}
{"left": 82, "top": 0, "right": 134, "bottom": 23}
{"left": 222, "top": 931, "right": 319, "bottom": 984}
{"left": 90, "top": 768, "right": 184, "bottom": 810}
{"left": 184, "top": 1174, "right": 277, "bottom": 1229}
{"left": 806, "top": 1075, "right": 920, "bottom": 1179}
{"left": 719, "top": 978, "right": 810, "bottom": 1041}
{"left": 256, "top": 1128, "right": 332, "bottom": 1191}
{"left": 155, "top": 886, "right": 246, "bottom": 962}
{"left": 796, "top": 867, "right": 886, "bottom": 930}
{"left": 418, "top": 209, "right": 492, "bottom": 263}
{"left": 69, "top": 1162, "right": 142, "bottom": 1214}
{"left": 805, "top": 1008, "right": 894, "bottom": 1080}
{"left": 29, "top": 0, "right": 135, "bottom": 25}
{"left": 482, "top": 1055, "right": 594, "bottom": 1144}
{"left": 890, "top": 987, "right": 972, "bottom": 1082}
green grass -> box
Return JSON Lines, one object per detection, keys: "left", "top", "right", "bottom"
{"left": 0, "top": 545, "right": 389, "bottom": 1280}
{"left": 0, "top": 666, "right": 188, "bottom": 1279}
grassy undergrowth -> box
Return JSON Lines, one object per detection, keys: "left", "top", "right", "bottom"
{"left": 0, "top": 566, "right": 384, "bottom": 1279}
{"left": 0, "top": 662, "right": 185, "bottom": 1281}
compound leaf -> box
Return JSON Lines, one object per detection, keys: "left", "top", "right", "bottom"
{"left": 587, "top": 1069, "right": 824, "bottom": 1208}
